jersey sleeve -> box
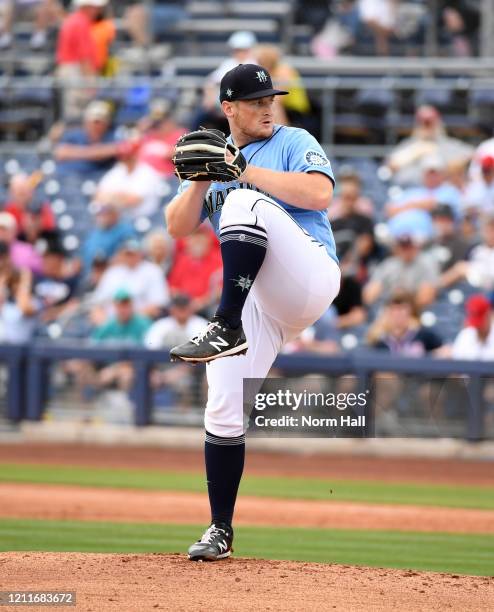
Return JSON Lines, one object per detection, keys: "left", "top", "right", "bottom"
{"left": 285, "top": 129, "right": 335, "bottom": 185}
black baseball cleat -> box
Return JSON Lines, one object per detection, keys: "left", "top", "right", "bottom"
{"left": 170, "top": 316, "right": 248, "bottom": 364}
{"left": 188, "top": 522, "right": 234, "bottom": 561}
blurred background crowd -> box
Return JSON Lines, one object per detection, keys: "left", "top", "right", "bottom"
{"left": 1, "top": 0, "right": 494, "bottom": 416}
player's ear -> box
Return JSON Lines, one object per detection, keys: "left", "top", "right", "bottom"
{"left": 222, "top": 101, "right": 235, "bottom": 118}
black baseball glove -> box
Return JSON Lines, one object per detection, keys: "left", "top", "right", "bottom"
{"left": 172, "top": 127, "right": 247, "bottom": 182}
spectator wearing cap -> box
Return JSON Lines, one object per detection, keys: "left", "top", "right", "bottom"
{"left": 209, "top": 31, "right": 258, "bottom": 89}
{"left": 56, "top": 0, "right": 109, "bottom": 119}
{"left": 363, "top": 234, "right": 439, "bottom": 308}
{"left": 427, "top": 204, "right": 473, "bottom": 273}
{"left": 136, "top": 100, "right": 187, "bottom": 178}
{"left": 452, "top": 294, "right": 494, "bottom": 360}
{"left": 145, "top": 294, "right": 208, "bottom": 350}
{"left": 0, "top": 212, "right": 42, "bottom": 273}
{"left": 387, "top": 105, "right": 473, "bottom": 187}
{"left": 167, "top": 225, "right": 222, "bottom": 315}
{"left": 91, "top": 238, "right": 169, "bottom": 324}
{"left": 464, "top": 155, "right": 494, "bottom": 215}
{"left": 83, "top": 288, "right": 152, "bottom": 396}
{"left": 82, "top": 203, "right": 136, "bottom": 275}
{"left": 93, "top": 135, "right": 163, "bottom": 219}
{"left": 33, "top": 244, "right": 80, "bottom": 323}
{"left": 440, "top": 215, "right": 494, "bottom": 292}
{"left": 368, "top": 289, "right": 445, "bottom": 357}
{"left": 144, "top": 293, "right": 207, "bottom": 403}
{"left": 386, "top": 155, "right": 462, "bottom": 243}
{"left": 4, "top": 173, "right": 59, "bottom": 248}
{"left": 471, "top": 136, "right": 494, "bottom": 181}
{"left": 192, "top": 31, "right": 257, "bottom": 131}
{"left": 92, "top": 288, "right": 151, "bottom": 344}
{"left": 54, "top": 100, "right": 119, "bottom": 176}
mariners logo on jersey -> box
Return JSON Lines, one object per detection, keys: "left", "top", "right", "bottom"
{"left": 305, "top": 150, "right": 330, "bottom": 166}
{"left": 204, "top": 183, "right": 269, "bottom": 218}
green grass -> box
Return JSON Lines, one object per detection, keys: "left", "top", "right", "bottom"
{"left": 0, "top": 518, "right": 493, "bottom": 576}
{"left": 0, "top": 463, "right": 493, "bottom": 510}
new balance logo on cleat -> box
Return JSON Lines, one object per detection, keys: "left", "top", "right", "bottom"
{"left": 209, "top": 336, "right": 229, "bottom": 352}
{"left": 170, "top": 316, "right": 248, "bottom": 364}
{"left": 188, "top": 523, "right": 234, "bottom": 562}
{"left": 217, "top": 540, "right": 228, "bottom": 553}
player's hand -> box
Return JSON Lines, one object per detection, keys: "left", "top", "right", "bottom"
{"left": 172, "top": 128, "right": 247, "bottom": 182}
{"left": 226, "top": 148, "right": 249, "bottom": 182}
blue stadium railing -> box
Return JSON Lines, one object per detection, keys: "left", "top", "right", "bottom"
{"left": 2, "top": 342, "right": 493, "bottom": 440}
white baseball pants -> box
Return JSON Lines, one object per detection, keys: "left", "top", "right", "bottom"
{"left": 205, "top": 189, "right": 341, "bottom": 437}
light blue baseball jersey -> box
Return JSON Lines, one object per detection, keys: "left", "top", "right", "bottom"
{"left": 177, "top": 125, "right": 338, "bottom": 263}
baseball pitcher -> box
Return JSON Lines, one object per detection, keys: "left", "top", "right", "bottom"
{"left": 166, "top": 64, "right": 341, "bottom": 561}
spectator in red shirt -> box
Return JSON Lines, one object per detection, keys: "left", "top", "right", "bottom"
{"left": 137, "top": 100, "right": 187, "bottom": 178}
{"left": 56, "top": 0, "right": 108, "bottom": 119}
{"left": 4, "top": 173, "right": 58, "bottom": 246}
{"left": 167, "top": 225, "right": 223, "bottom": 315}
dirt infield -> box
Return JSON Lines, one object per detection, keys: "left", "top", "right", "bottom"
{"left": 1, "top": 443, "right": 493, "bottom": 610}
{"left": 1, "top": 442, "right": 494, "bottom": 486}
{"left": 1, "top": 552, "right": 493, "bottom": 612}
{"left": 1, "top": 483, "right": 494, "bottom": 534}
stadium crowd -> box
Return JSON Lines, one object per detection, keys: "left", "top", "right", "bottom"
{"left": 0, "top": 1, "right": 482, "bottom": 58}
{"left": 1, "top": 2, "right": 494, "bottom": 409}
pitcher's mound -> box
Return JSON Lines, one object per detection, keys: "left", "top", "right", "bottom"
{"left": 1, "top": 552, "right": 493, "bottom": 611}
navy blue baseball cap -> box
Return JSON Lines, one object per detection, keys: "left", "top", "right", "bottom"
{"left": 220, "top": 64, "right": 288, "bottom": 103}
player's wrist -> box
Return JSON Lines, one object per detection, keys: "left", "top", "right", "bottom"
{"left": 240, "top": 163, "right": 253, "bottom": 183}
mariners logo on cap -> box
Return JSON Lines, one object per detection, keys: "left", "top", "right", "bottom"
{"left": 256, "top": 70, "right": 268, "bottom": 83}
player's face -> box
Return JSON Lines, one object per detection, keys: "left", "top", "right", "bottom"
{"left": 228, "top": 96, "right": 276, "bottom": 141}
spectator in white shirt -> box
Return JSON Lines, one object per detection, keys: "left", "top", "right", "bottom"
{"left": 144, "top": 293, "right": 208, "bottom": 399}
{"left": 91, "top": 238, "right": 169, "bottom": 324}
{"left": 145, "top": 293, "right": 207, "bottom": 350}
{"left": 452, "top": 294, "right": 494, "bottom": 360}
{"left": 94, "top": 138, "right": 163, "bottom": 219}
